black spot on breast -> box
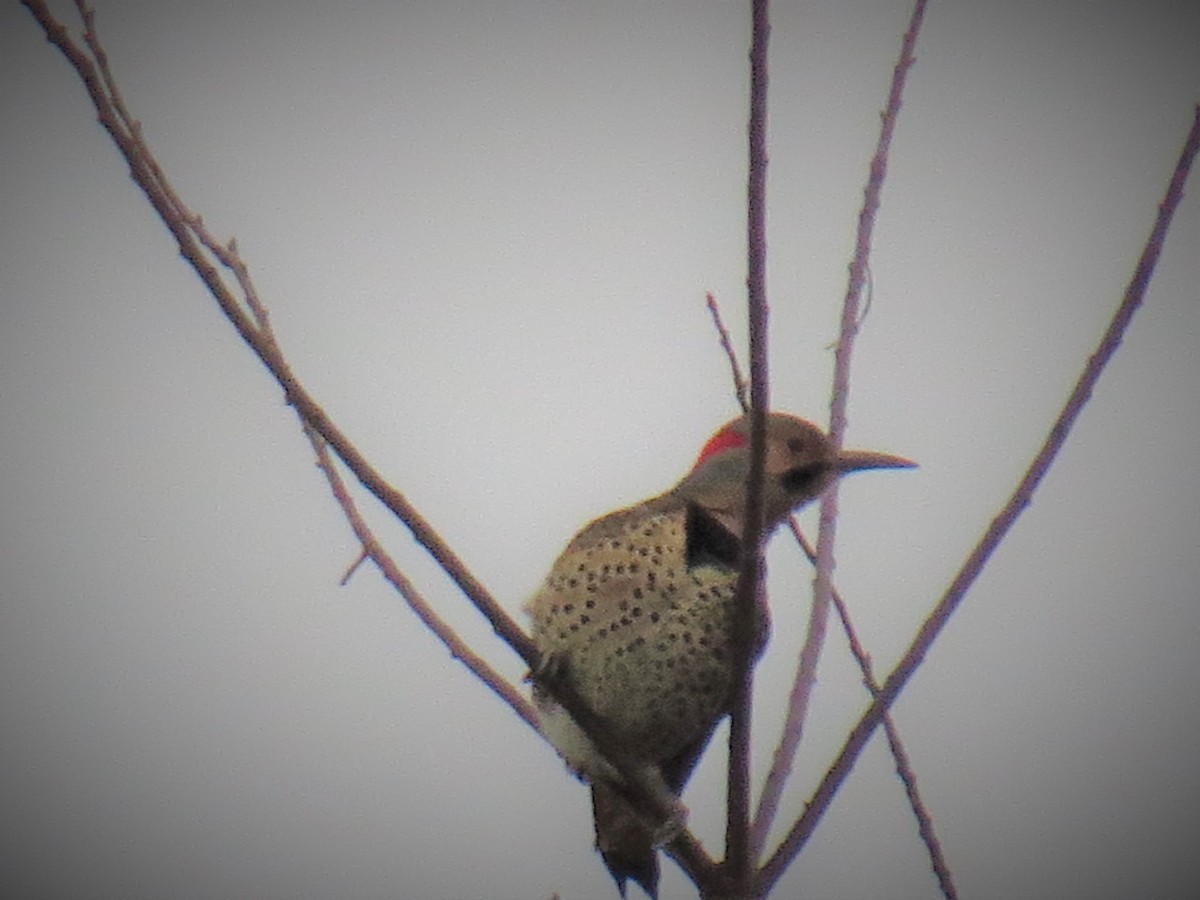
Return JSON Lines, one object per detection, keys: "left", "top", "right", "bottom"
{"left": 685, "top": 503, "right": 741, "bottom": 571}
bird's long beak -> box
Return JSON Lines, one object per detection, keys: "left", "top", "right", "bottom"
{"left": 834, "top": 448, "right": 918, "bottom": 473}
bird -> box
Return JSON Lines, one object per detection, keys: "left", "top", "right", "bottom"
{"left": 525, "top": 411, "right": 914, "bottom": 898}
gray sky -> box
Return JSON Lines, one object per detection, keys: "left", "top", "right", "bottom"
{"left": 2, "top": 2, "right": 1198, "bottom": 899}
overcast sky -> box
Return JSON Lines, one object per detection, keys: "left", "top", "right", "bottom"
{"left": 2, "top": 2, "right": 1199, "bottom": 899}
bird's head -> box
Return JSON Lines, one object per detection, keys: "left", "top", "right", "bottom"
{"left": 675, "top": 412, "right": 915, "bottom": 535}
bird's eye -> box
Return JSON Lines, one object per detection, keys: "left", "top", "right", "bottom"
{"left": 787, "top": 437, "right": 805, "bottom": 454}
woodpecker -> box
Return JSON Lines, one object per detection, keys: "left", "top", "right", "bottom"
{"left": 526, "top": 412, "right": 914, "bottom": 898}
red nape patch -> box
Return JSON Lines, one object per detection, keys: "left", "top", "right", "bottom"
{"left": 693, "top": 425, "right": 748, "bottom": 469}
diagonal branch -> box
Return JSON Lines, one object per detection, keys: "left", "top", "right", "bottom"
{"left": 30, "top": 0, "right": 548, "bottom": 725}
{"left": 758, "top": 101, "right": 1200, "bottom": 897}
{"left": 20, "top": 1, "right": 728, "bottom": 889}
{"left": 707, "top": 292, "right": 752, "bottom": 413}
{"left": 796, "top": 522, "right": 956, "bottom": 898}
{"left": 22, "top": 0, "right": 538, "bottom": 670}
{"left": 303, "top": 422, "right": 540, "bottom": 731}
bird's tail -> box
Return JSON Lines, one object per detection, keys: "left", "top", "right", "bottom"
{"left": 591, "top": 781, "right": 660, "bottom": 899}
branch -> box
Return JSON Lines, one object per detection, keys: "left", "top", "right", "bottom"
{"left": 799, "top": 523, "right": 956, "bottom": 898}
{"left": 20, "top": 1, "right": 728, "bottom": 889}
{"left": 706, "top": 288, "right": 953, "bottom": 895}
{"left": 303, "top": 422, "right": 540, "bottom": 731}
{"left": 758, "top": 101, "right": 1200, "bottom": 897}
{"left": 706, "top": 292, "right": 751, "bottom": 412}
{"left": 752, "top": 0, "right": 929, "bottom": 853}
{"left": 725, "top": 0, "right": 771, "bottom": 893}
{"left": 22, "top": 0, "right": 538, "bottom": 669}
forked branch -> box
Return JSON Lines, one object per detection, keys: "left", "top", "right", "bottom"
{"left": 20, "top": 1, "right": 725, "bottom": 887}
{"left": 758, "top": 103, "right": 1200, "bottom": 896}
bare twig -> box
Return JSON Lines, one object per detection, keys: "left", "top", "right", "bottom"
{"left": 706, "top": 292, "right": 751, "bottom": 412}
{"left": 818, "top": 520, "right": 955, "bottom": 899}
{"left": 304, "top": 423, "right": 540, "bottom": 731}
{"left": 339, "top": 549, "right": 370, "bottom": 586}
{"left": 752, "top": 0, "right": 929, "bottom": 857}
{"left": 724, "top": 0, "right": 772, "bottom": 894}
{"left": 758, "top": 102, "right": 1200, "bottom": 897}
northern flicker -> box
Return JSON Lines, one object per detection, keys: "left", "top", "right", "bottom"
{"left": 526, "top": 412, "right": 914, "bottom": 898}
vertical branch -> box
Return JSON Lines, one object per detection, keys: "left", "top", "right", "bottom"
{"left": 725, "top": 0, "right": 771, "bottom": 894}
{"left": 751, "top": 0, "right": 928, "bottom": 854}
{"left": 758, "top": 103, "right": 1200, "bottom": 897}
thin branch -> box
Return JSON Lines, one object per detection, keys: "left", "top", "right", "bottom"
{"left": 52, "top": 0, "right": 544, "bottom": 734}
{"left": 707, "top": 290, "right": 953, "bottom": 896}
{"left": 307, "top": 419, "right": 728, "bottom": 884}
{"left": 820, "top": 523, "right": 956, "bottom": 899}
{"left": 725, "top": 0, "right": 771, "bottom": 894}
{"left": 758, "top": 102, "right": 1200, "bottom": 897}
{"left": 21, "top": 2, "right": 728, "bottom": 890}
{"left": 752, "top": 0, "right": 928, "bottom": 853}
{"left": 706, "top": 292, "right": 751, "bottom": 412}
{"left": 304, "top": 423, "right": 540, "bottom": 732}
{"left": 22, "top": 0, "right": 538, "bottom": 670}
{"left": 339, "top": 549, "right": 370, "bottom": 586}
